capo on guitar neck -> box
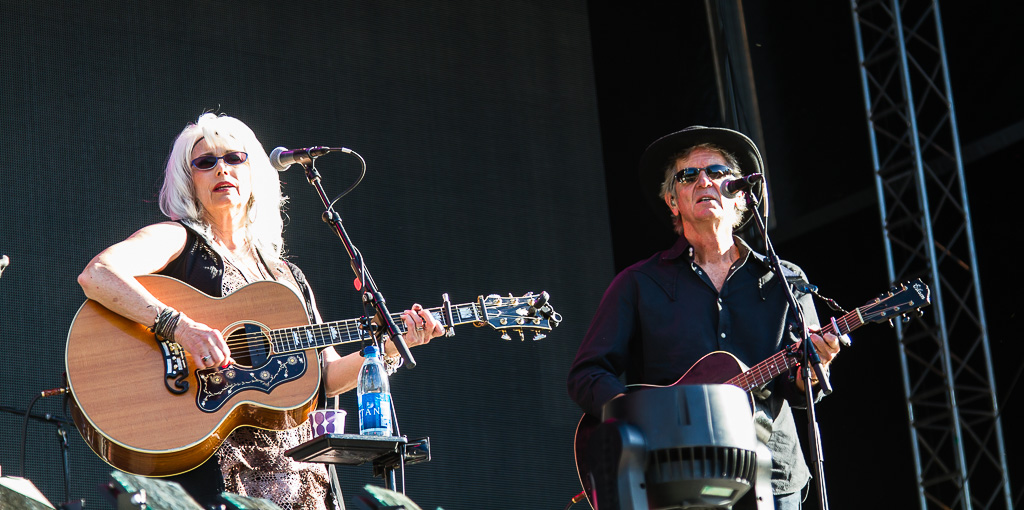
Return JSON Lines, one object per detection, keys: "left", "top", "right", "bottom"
{"left": 441, "top": 293, "right": 456, "bottom": 338}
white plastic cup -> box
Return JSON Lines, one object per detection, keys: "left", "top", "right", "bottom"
{"left": 309, "top": 409, "right": 346, "bottom": 437}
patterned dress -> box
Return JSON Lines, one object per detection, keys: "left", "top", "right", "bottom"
{"left": 215, "top": 257, "right": 337, "bottom": 510}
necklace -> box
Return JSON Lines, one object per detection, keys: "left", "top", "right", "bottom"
{"left": 219, "top": 240, "right": 268, "bottom": 283}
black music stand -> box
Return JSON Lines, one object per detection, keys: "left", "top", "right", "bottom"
{"left": 286, "top": 434, "right": 430, "bottom": 494}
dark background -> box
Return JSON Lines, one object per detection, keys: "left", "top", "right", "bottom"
{"left": 1, "top": 1, "right": 1020, "bottom": 509}
{"left": 589, "top": 2, "right": 1023, "bottom": 509}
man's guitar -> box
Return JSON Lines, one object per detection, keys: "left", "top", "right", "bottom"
{"left": 65, "top": 274, "right": 561, "bottom": 477}
{"left": 572, "top": 279, "right": 930, "bottom": 508}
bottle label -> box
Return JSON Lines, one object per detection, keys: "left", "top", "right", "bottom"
{"left": 358, "top": 392, "right": 392, "bottom": 436}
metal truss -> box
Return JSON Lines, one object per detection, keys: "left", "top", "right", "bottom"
{"left": 850, "top": 0, "right": 1012, "bottom": 508}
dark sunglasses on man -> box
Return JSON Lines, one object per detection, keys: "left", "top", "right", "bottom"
{"left": 673, "top": 164, "right": 739, "bottom": 184}
{"left": 191, "top": 151, "right": 249, "bottom": 170}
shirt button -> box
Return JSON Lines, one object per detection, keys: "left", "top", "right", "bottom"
{"left": 720, "top": 333, "right": 727, "bottom": 338}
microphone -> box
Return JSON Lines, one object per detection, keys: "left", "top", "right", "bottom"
{"left": 720, "top": 172, "right": 764, "bottom": 199}
{"left": 269, "top": 146, "right": 344, "bottom": 171}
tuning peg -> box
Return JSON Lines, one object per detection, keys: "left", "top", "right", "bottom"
{"left": 528, "top": 291, "right": 549, "bottom": 308}
{"left": 915, "top": 309, "right": 925, "bottom": 318}
{"left": 888, "top": 319, "right": 895, "bottom": 328}
{"left": 902, "top": 315, "right": 911, "bottom": 323}
{"left": 500, "top": 332, "right": 512, "bottom": 341}
{"left": 533, "top": 333, "right": 547, "bottom": 341}
{"left": 517, "top": 329, "right": 526, "bottom": 341}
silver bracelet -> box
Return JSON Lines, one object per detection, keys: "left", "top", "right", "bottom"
{"left": 382, "top": 351, "right": 403, "bottom": 375}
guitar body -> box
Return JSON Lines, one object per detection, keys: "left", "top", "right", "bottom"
{"left": 573, "top": 351, "right": 748, "bottom": 509}
{"left": 65, "top": 275, "right": 320, "bottom": 477}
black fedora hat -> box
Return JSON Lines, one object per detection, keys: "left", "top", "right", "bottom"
{"left": 638, "top": 125, "right": 764, "bottom": 225}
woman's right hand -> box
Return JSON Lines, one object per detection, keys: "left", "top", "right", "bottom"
{"left": 174, "top": 313, "right": 235, "bottom": 368}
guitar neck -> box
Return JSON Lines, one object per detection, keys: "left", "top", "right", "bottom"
{"left": 725, "top": 306, "right": 865, "bottom": 392}
{"left": 267, "top": 302, "right": 483, "bottom": 354}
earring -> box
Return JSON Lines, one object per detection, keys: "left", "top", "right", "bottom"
{"left": 246, "top": 195, "right": 257, "bottom": 223}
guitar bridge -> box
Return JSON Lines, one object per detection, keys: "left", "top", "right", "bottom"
{"left": 159, "top": 339, "right": 189, "bottom": 395}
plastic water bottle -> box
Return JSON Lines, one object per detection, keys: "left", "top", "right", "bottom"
{"left": 357, "top": 345, "right": 393, "bottom": 436}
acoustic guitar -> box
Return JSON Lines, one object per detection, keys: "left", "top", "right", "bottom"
{"left": 572, "top": 279, "right": 930, "bottom": 508}
{"left": 65, "top": 274, "right": 561, "bottom": 476}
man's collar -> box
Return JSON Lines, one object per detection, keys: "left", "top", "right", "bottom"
{"left": 661, "top": 234, "right": 754, "bottom": 264}
{"left": 660, "top": 234, "right": 694, "bottom": 262}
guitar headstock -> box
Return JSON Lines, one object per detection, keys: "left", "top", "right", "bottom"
{"left": 477, "top": 292, "right": 562, "bottom": 341}
{"left": 861, "top": 278, "right": 931, "bottom": 326}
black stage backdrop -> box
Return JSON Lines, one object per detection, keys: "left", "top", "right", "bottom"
{"left": 589, "top": 2, "right": 1023, "bottom": 510}
{"left": 3, "top": 1, "right": 1022, "bottom": 509}
{"left": 0, "top": 2, "right": 609, "bottom": 509}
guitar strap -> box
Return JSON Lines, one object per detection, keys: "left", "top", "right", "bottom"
{"left": 749, "top": 254, "right": 812, "bottom": 444}
{"left": 252, "top": 246, "right": 278, "bottom": 282}
{"left": 754, "top": 252, "right": 849, "bottom": 314}
{"left": 251, "top": 245, "right": 320, "bottom": 326}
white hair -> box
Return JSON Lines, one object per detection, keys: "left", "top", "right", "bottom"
{"left": 158, "top": 113, "right": 286, "bottom": 260}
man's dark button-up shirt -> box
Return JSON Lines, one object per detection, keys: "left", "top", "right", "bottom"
{"left": 567, "top": 234, "right": 821, "bottom": 494}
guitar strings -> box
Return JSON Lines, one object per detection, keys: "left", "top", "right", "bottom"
{"left": 210, "top": 303, "right": 483, "bottom": 352}
{"left": 218, "top": 304, "right": 456, "bottom": 350}
{"left": 727, "top": 350, "right": 794, "bottom": 390}
{"left": 165, "top": 292, "right": 551, "bottom": 360}
{"left": 216, "top": 296, "right": 549, "bottom": 352}
{"left": 726, "top": 308, "right": 865, "bottom": 390}
{"left": 724, "top": 299, "right": 918, "bottom": 391}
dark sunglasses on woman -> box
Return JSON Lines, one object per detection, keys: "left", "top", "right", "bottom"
{"left": 191, "top": 151, "right": 248, "bottom": 170}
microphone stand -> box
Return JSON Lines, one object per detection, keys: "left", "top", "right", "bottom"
{"left": 297, "top": 155, "right": 416, "bottom": 368}
{"left": 745, "top": 188, "right": 831, "bottom": 510}
{"left": 1, "top": 402, "right": 77, "bottom": 506}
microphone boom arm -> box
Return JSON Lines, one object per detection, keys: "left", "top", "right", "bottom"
{"left": 298, "top": 155, "right": 416, "bottom": 369}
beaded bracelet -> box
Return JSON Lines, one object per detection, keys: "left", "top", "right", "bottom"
{"left": 149, "top": 308, "right": 172, "bottom": 335}
{"left": 151, "top": 307, "right": 182, "bottom": 343}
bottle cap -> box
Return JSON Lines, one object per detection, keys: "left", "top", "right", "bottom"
{"left": 363, "top": 345, "right": 379, "bottom": 357}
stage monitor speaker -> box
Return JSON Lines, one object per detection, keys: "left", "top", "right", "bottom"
{"left": 354, "top": 485, "right": 438, "bottom": 510}
{"left": 106, "top": 471, "right": 204, "bottom": 510}
{"left": 218, "top": 492, "right": 285, "bottom": 510}
{"left": 596, "top": 384, "right": 764, "bottom": 510}
{"left": 0, "top": 476, "right": 56, "bottom": 510}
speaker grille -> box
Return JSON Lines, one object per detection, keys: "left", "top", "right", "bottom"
{"left": 647, "top": 445, "right": 757, "bottom": 485}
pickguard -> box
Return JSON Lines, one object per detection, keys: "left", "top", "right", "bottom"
{"left": 194, "top": 353, "right": 307, "bottom": 413}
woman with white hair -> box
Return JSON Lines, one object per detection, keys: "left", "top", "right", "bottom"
{"left": 78, "top": 113, "right": 442, "bottom": 509}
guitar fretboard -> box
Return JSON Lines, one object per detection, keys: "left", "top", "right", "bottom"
{"left": 266, "top": 302, "right": 483, "bottom": 353}
{"left": 726, "top": 307, "right": 864, "bottom": 392}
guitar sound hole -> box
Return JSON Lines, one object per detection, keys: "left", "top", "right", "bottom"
{"left": 226, "top": 323, "right": 272, "bottom": 368}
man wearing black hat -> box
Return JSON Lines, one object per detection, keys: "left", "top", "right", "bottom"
{"left": 567, "top": 126, "right": 841, "bottom": 509}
